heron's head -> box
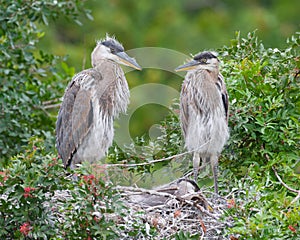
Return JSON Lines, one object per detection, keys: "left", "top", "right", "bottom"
{"left": 91, "top": 35, "right": 142, "bottom": 70}
{"left": 175, "top": 51, "right": 219, "bottom": 72}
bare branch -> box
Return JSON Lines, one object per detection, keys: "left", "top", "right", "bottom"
{"left": 291, "top": 192, "right": 300, "bottom": 205}
{"left": 43, "top": 103, "right": 61, "bottom": 109}
{"left": 115, "top": 185, "right": 176, "bottom": 199}
{"left": 263, "top": 147, "right": 300, "bottom": 203}
{"left": 42, "top": 98, "right": 61, "bottom": 105}
{"left": 272, "top": 166, "right": 299, "bottom": 193}
{"left": 105, "top": 150, "right": 192, "bottom": 168}
{"left": 105, "top": 141, "right": 210, "bottom": 168}
{"left": 271, "top": 166, "right": 300, "bottom": 204}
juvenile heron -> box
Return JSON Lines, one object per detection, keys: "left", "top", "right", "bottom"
{"left": 56, "top": 35, "right": 141, "bottom": 168}
{"left": 175, "top": 51, "right": 229, "bottom": 193}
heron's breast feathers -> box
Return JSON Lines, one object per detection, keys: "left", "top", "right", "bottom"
{"left": 96, "top": 64, "right": 130, "bottom": 118}
{"left": 71, "top": 65, "right": 129, "bottom": 118}
{"left": 180, "top": 69, "right": 229, "bottom": 151}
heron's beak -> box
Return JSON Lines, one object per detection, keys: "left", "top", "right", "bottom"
{"left": 175, "top": 60, "right": 199, "bottom": 72}
{"left": 116, "top": 52, "right": 142, "bottom": 70}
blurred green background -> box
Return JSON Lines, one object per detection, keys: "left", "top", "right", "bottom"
{"left": 39, "top": 0, "right": 299, "bottom": 138}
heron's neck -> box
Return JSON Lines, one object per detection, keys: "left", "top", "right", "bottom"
{"left": 199, "top": 63, "right": 218, "bottom": 71}
{"left": 196, "top": 65, "right": 219, "bottom": 78}
{"left": 92, "top": 58, "right": 115, "bottom": 68}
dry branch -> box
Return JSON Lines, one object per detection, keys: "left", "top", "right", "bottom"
{"left": 272, "top": 166, "right": 300, "bottom": 204}
{"left": 105, "top": 141, "right": 209, "bottom": 168}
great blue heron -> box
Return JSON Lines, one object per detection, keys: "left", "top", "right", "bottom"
{"left": 175, "top": 51, "right": 229, "bottom": 194}
{"left": 56, "top": 35, "right": 141, "bottom": 169}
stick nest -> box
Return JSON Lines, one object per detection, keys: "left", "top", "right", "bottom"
{"left": 113, "top": 179, "right": 234, "bottom": 239}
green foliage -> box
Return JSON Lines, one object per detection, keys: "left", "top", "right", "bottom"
{"left": 43, "top": 0, "right": 300, "bottom": 70}
{"left": 58, "top": 173, "right": 119, "bottom": 239}
{"left": 158, "top": 103, "right": 183, "bottom": 156}
{"left": 0, "top": 0, "right": 90, "bottom": 159}
{"left": 219, "top": 31, "right": 300, "bottom": 239}
{"left": 173, "top": 231, "right": 200, "bottom": 240}
{"left": 222, "top": 30, "right": 299, "bottom": 175}
{"left": 0, "top": 137, "right": 131, "bottom": 239}
{"left": 0, "top": 137, "right": 66, "bottom": 238}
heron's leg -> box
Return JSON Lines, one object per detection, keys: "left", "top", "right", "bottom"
{"left": 69, "top": 163, "right": 79, "bottom": 181}
{"left": 211, "top": 155, "right": 219, "bottom": 194}
{"left": 193, "top": 152, "right": 201, "bottom": 182}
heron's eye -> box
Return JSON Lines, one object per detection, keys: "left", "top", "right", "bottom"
{"left": 200, "top": 58, "right": 207, "bottom": 63}
{"left": 110, "top": 48, "right": 115, "bottom": 54}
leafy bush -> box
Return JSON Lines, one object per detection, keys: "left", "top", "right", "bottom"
{"left": 223, "top": 31, "right": 299, "bottom": 167}
{"left": 219, "top": 31, "right": 300, "bottom": 239}
{"left": 0, "top": 0, "right": 90, "bottom": 160}
{"left": 0, "top": 138, "right": 124, "bottom": 239}
{"left": 0, "top": 138, "right": 67, "bottom": 238}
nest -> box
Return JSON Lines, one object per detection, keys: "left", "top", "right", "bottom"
{"left": 45, "top": 176, "right": 233, "bottom": 239}
{"left": 113, "top": 179, "right": 234, "bottom": 239}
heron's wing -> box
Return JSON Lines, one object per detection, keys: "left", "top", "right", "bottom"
{"left": 180, "top": 82, "right": 190, "bottom": 138}
{"left": 218, "top": 74, "right": 229, "bottom": 122}
{"left": 56, "top": 73, "right": 94, "bottom": 167}
{"left": 56, "top": 81, "right": 79, "bottom": 167}
{"left": 72, "top": 88, "right": 94, "bottom": 149}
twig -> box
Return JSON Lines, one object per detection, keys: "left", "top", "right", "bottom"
{"left": 272, "top": 166, "right": 300, "bottom": 204}
{"left": 291, "top": 192, "right": 300, "bottom": 205}
{"left": 200, "top": 231, "right": 205, "bottom": 240}
{"left": 34, "top": 105, "right": 51, "bottom": 117}
{"left": 116, "top": 186, "right": 176, "bottom": 199}
{"left": 105, "top": 150, "right": 192, "bottom": 168}
{"left": 194, "top": 202, "right": 219, "bottom": 219}
{"left": 161, "top": 212, "right": 189, "bottom": 236}
{"left": 145, "top": 205, "right": 166, "bottom": 211}
{"left": 263, "top": 147, "right": 300, "bottom": 204}
{"left": 271, "top": 166, "right": 299, "bottom": 193}
{"left": 105, "top": 141, "right": 209, "bottom": 168}
{"left": 43, "top": 103, "right": 61, "bottom": 109}
{"left": 42, "top": 98, "right": 61, "bottom": 105}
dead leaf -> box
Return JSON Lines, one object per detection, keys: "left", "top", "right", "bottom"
{"left": 174, "top": 209, "right": 181, "bottom": 218}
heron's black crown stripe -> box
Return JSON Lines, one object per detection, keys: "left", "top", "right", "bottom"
{"left": 101, "top": 39, "right": 124, "bottom": 53}
{"left": 194, "top": 51, "right": 218, "bottom": 61}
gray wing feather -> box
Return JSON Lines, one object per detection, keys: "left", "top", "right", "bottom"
{"left": 56, "top": 76, "right": 94, "bottom": 167}
{"left": 222, "top": 91, "right": 229, "bottom": 122}
{"left": 72, "top": 89, "right": 93, "bottom": 149}
{"left": 56, "top": 82, "right": 79, "bottom": 167}
{"left": 180, "top": 83, "right": 189, "bottom": 138}
{"left": 218, "top": 74, "right": 229, "bottom": 122}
